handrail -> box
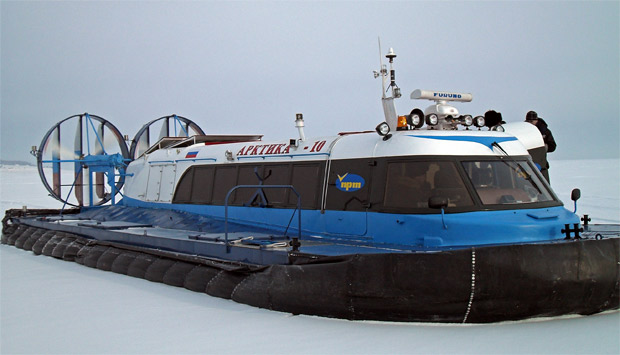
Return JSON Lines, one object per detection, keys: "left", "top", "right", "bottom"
{"left": 224, "top": 185, "right": 301, "bottom": 252}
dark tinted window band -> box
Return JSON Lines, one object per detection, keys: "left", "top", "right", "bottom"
{"left": 172, "top": 156, "right": 562, "bottom": 213}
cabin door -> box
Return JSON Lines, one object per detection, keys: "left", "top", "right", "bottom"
{"left": 145, "top": 163, "right": 177, "bottom": 202}
{"left": 158, "top": 164, "right": 177, "bottom": 202}
{"left": 323, "top": 159, "right": 373, "bottom": 236}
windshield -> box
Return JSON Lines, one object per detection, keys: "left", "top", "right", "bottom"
{"left": 462, "top": 160, "right": 554, "bottom": 205}
{"left": 384, "top": 161, "right": 474, "bottom": 209}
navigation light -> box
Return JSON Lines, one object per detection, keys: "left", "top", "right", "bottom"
{"left": 474, "top": 116, "right": 485, "bottom": 128}
{"left": 426, "top": 113, "right": 439, "bottom": 126}
{"left": 376, "top": 122, "right": 392, "bottom": 140}
{"left": 397, "top": 115, "right": 408, "bottom": 130}
{"left": 407, "top": 109, "right": 425, "bottom": 129}
{"left": 460, "top": 115, "right": 473, "bottom": 127}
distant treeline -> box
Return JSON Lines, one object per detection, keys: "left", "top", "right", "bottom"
{"left": 0, "top": 160, "right": 34, "bottom": 166}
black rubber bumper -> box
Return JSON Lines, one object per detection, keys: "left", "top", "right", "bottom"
{"left": 3, "top": 209, "right": 618, "bottom": 323}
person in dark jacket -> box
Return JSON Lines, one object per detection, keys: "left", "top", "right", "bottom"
{"left": 525, "top": 111, "right": 556, "bottom": 182}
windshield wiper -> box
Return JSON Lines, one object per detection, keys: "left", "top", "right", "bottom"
{"left": 491, "top": 142, "right": 543, "bottom": 195}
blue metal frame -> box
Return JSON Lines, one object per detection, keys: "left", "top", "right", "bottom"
{"left": 37, "top": 113, "right": 130, "bottom": 208}
{"left": 172, "top": 114, "right": 189, "bottom": 137}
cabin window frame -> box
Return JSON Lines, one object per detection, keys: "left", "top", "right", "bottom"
{"left": 233, "top": 165, "right": 264, "bottom": 205}
{"left": 211, "top": 165, "right": 238, "bottom": 205}
{"left": 288, "top": 162, "right": 323, "bottom": 209}
{"left": 172, "top": 161, "right": 325, "bottom": 209}
{"left": 371, "top": 155, "right": 562, "bottom": 214}
{"left": 172, "top": 155, "right": 562, "bottom": 213}
{"left": 172, "top": 166, "right": 194, "bottom": 203}
{"left": 262, "top": 163, "right": 292, "bottom": 207}
{"left": 377, "top": 157, "right": 475, "bottom": 214}
{"left": 192, "top": 165, "right": 215, "bottom": 204}
{"left": 324, "top": 158, "right": 374, "bottom": 212}
{"left": 460, "top": 157, "right": 558, "bottom": 208}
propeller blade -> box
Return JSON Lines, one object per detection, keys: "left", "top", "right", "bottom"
{"left": 158, "top": 117, "right": 169, "bottom": 140}
{"left": 94, "top": 122, "right": 104, "bottom": 155}
{"left": 95, "top": 123, "right": 105, "bottom": 198}
{"left": 136, "top": 127, "right": 149, "bottom": 159}
{"left": 38, "top": 113, "right": 129, "bottom": 207}
{"left": 52, "top": 126, "right": 61, "bottom": 197}
{"left": 74, "top": 118, "right": 83, "bottom": 206}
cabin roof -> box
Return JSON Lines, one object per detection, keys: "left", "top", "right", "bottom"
{"left": 170, "top": 135, "right": 263, "bottom": 148}
{"left": 142, "top": 124, "right": 534, "bottom": 163}
{"left": 145, "top": 134, "right": 263, "bottom": 155}
{"left": 144, "top": 137, "right": 186, "bottom": 155}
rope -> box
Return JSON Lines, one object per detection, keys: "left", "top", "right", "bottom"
{"left": 462, "top": 248, "right": 476, "bottom": 323}
{"left": 283, "top": 208, "right": 297, "bottom": 237}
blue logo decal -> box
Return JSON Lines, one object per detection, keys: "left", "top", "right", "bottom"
{"left": 336, "top": 173, "right": 365, "bottom": 192}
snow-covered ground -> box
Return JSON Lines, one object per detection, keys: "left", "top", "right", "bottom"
{"left": 1, "top": 160, "right": 619, "bottom": 354}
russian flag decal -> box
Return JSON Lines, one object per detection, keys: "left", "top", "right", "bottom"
{"left": 185, "top": 151, "right": 198, "bottom": 159}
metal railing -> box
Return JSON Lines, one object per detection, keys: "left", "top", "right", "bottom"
{"left": 224, "top": 185, "right": 301, "bottom": 252}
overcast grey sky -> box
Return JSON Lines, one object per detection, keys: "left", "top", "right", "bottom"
{"left": 1, "top": 1, "right": 618, "bottom": 163}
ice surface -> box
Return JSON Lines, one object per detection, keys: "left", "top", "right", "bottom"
{"left": 549, "top": 159, "right": 620, "bottom": 224}
{"left": 1, "top": 161, "right": 619, "bottom": 354}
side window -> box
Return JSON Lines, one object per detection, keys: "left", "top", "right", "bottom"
{"left": 211, "top": 166, "right": 237, "bottom": 205}
{"left": 462, "top": 160, "right": 553, "bottom": 205}
{"left": 384, "top": 161, "right": 434, "bottom": 209}
{"left": 263, "top": 164, "right": 290, "bottom": 206}
{"left": 289, "top": 164, "right": 322, "bottom": 209}
{"left": 430, "top": 162, "right": 473, "bottom": 207}
{"left": 172, "top": 167, "right": 194, "bottom": 203}
{"left": 234, "top": 165, "right": 263, "bottom": 205}
{"left": 173, "top": 163, "right": 323, "bottom": 208}
{"left": 191, "top": 166, "right": 214, "bottom": 204}
{"left": 384, "top": 161, "right": 473, "bottom": 210}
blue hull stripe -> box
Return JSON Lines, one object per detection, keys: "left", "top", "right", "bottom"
{"left": 408, "top": 135, "right": 517, "bottom": 148}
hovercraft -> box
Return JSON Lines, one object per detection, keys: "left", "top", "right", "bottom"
{"left": 3, "top": 48, "right": 618, "bottom": 323}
